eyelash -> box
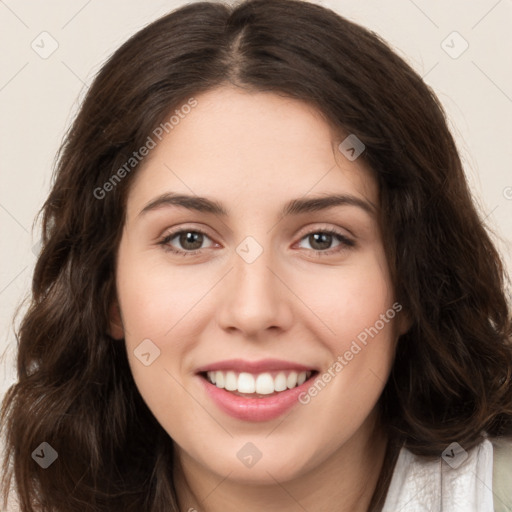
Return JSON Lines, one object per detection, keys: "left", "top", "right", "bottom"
{"left": 158, "top": 227, "right": 355, "bottom": 257}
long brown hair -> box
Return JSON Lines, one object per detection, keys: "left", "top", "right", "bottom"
{"left": 2, "top": 1, "right": 511, "bottom": 510}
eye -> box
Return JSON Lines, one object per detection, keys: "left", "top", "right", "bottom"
{"left": 297, "top": 229, "right": 355, "bottom": 255}
{"left": 158, "top": 229, "right": 216, "bottom": 255}
{"left": 158, "top": 227, "right": 355, "bottom": 257}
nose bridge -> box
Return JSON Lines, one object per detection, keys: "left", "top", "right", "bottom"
{"left": 216, "top": 235, "right": 293, "bottom": 335}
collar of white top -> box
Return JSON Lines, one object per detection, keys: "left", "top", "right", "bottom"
{"left": 381, "top": 438, "right": 494, "bottom": 511}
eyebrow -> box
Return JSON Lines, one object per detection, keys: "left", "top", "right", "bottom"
{"left": 138, "top": 192, "right": 376, "bottom": 218}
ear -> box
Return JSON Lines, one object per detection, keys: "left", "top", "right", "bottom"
{"left": 396, "top": 307, "right": 413, "bottom": 337}
{"left": 108, "top": 300, "right": 125, "bottom": 340}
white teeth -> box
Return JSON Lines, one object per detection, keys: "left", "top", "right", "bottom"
{"left": 274, "top": 372, "right": 288, "bottom": 392}
{"left": 206, "top": 370, "right": 313, "bottom": 394}
{"left": 225, "top": 371, "right": 237, "bottom": 391}
{"left": 255, "top": 373, "right": 275, "bottom": 395}
{"left": 215, "top": 371, "right": 224, "bottom": 389}
{"left": 287, "top": 371, "right": 298, "bottom": 389}
{"left": 238, "top": 372, "right": 255, "bottom": 393}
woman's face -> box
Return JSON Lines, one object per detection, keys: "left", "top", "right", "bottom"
{"left": 113, "top": 85, "right": 408, "bottom": 483}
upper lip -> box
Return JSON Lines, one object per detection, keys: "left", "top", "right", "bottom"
{"left": 195, "top": 358, "right": 318, "bottom": 374}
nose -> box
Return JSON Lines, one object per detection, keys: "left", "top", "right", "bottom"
{"left": 216, "top": 242, "right": 294, "bottom": 338}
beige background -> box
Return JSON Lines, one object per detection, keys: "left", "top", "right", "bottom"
{"left": 1, "top": 0, "right": 511, "bottom": 489}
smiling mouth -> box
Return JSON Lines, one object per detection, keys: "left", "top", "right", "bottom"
{"left": 199, "top": 370, "right": 318, "bottom": 398}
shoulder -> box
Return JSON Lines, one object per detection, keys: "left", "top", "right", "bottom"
{"left": 491, "top": 436, "right": 512, "bottom": 512}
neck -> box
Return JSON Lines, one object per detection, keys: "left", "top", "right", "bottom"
{"left": 173, "top": 412, "right": 391, "bottom": 512}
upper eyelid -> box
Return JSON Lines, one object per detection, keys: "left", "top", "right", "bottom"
{"left": 162, "top": 225, "right": 216, "bottom": 242}
{"left": 162, "top": 224, "right": 351, "bottom": 239}
{"left": 295, "top": 224, "right": 353, "bottom": 240}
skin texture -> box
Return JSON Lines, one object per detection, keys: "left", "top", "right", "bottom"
{"left": 110, "top": 85, "right": 409, "bottom": 512}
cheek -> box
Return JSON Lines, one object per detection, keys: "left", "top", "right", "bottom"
{"left": 115, "top": 254, "right": 201, "bottom": 428}
{"left": 116, "top": 248, "right": 210, "bottom": 342}
{"left": 114, "top": 247, "right": 191, "bottom": 387}
{"left": 292, "top": 248, "right": 397, "bottom": 403}
{"left": 302, "top": 278, "right": 396, "bottom": 478}
{"left": 296, "top": 249, "right": 395, "bottom": 344}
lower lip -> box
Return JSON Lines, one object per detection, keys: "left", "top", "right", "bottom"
{"left": 199, "top": 374, "right": 315, "bottom": 422}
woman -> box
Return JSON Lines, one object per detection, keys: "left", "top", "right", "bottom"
{"left": 2, "top": 1, "right": 511, "bottom": 510}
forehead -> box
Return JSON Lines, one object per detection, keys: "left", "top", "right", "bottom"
{"left": 125, "top": 85, "right": 378, "bottom": 218}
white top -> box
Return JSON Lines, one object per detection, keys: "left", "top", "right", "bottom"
{"left": 382, "top": 438, "right": 495, "bottom": 511}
